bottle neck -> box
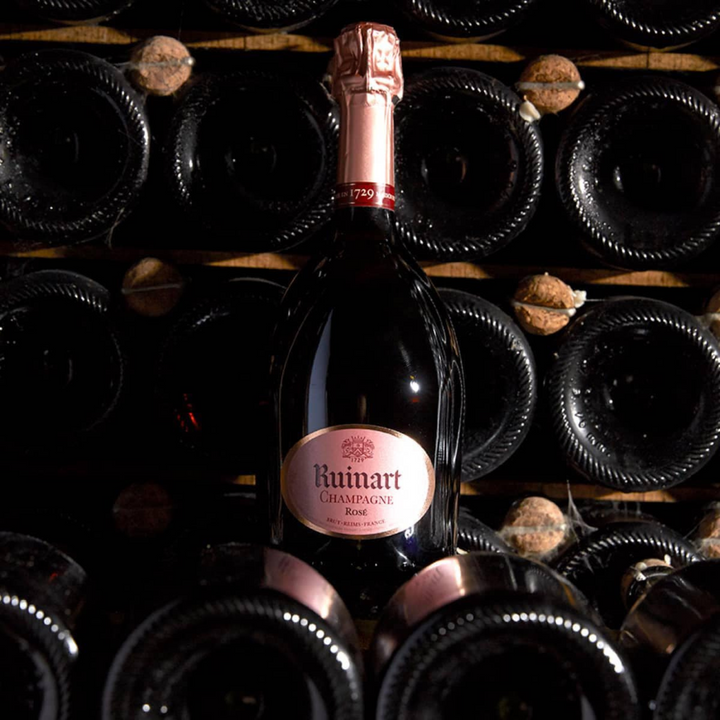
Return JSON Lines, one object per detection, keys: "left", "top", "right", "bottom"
{"left": 336, "top": 90, "right": 396, "bottom": 215}
{"left": 621, "top": 559, "right": 674, "bottom": 610}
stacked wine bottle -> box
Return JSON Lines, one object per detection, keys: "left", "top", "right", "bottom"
{"left": 2, "top": 4, "right": 720, "bottom": 720}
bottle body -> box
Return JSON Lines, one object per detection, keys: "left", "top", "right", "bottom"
{"left": 267, "top": 23, "right": 464, "bottom": 618}
{"left": 371, "top": 552, "right": 640, "bottom": 720}
{"left": 165, "top": 68, "right": 337, "bottom": 251}
{"left": 0, "top": 49, "right": 149, "bottom": 245}
{"left": 546, "top": 297, "right": 720, "bottom": 491}
{"left": 202, "top": 0, "right": 339, "bottom": 32}
{"left": 269, "top": 208, "right": 463, "bottom": 616}
{"left": 13, "top": 0, "right": 135, "bottom": 24}
{"left": 581, "top": 0, "right": 720, "bottom": 49}
{"left": 0, "top": 532, "right": 89, "bottom": 720}
{"left": 556, "top": 77, "right": 720, "bottom": 269}
{"left": 0, "top": 269, "right": 126, "bottom": 458}
{"left": 103, "top": 544, "right": 364, "bottom": 720}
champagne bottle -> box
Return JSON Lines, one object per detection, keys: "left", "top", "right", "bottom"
{"left": 0, "top": 269, "right": 127, "bottom": 458}
{"left": 0, "top": 532, "right": 89, "bottom": 720}
{"left": 165, "top": 68, "right": 338, "bottom": 251}
{"left": 394, "top": 0, "right": 540, "bottom": 40}
{"left": 553, "top": 510, "right": 699, "bottom": 628}
{"left": 202, "top": 0, "right": 339, "bottom": 32}
{"left": 267, "top": 22, "right": 464, "bottom": 619}
{"left": 0, "top": 49, "right": 150, "bottom": 246}
{"left": 620, "top": 559, "right": 720, "bottom": 720}
{"left": 395, "top": 67, "right": 543, "bottom": 261}
{"left": 12, "top": 0, "right": 135, "bottom": 24}
{"left": 102, "top": 545, "right": 363, "bottom": 720}
{"left": 457, "top": 504, "right": 511, "bottom": 554}
{"left": 580, "top": 0, "right": 720, "bottom": 49}
{"left": 439, "top": 288, "right": 536, "bottom": 480}
{"left": 546, "top": 297, "right": 720, "bottom": 491}
{"left": 371, "top": 552, "right": 641, "bottom": 720}
{"left": 556, "top": 76, "right": 720, "bottom": 269}
{"left": 157, "top": 278, "right": 284, "bottom": 471}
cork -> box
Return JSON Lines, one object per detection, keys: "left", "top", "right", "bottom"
{"left": 620, "top": 558, "right": 673, "bottom": 602}
{"left": 512, "top": 273, "right": 583, "bottom": 336}
{"left": 130, "top": 36, "right": 194, "bottom": 97}
{"left": 122, "top": 257, "right": 185, "bottom": 317}
{"left": 112, "top": 482, "right": 174, "bottom": 539}
{"left": 499, "top": 496, "right": 568, "bottom": 559}
{"left": 696, "top": 508, "right": 720, "bottom": 559}
{"left": 517, "top": 55, "right": 584, "bottom": 116}
{"left": 704, "top": 287, "right": 720, "bottom": 340}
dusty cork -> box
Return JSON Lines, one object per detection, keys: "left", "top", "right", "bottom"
{"left": 130, "top": 36, "right": 194, "bottom": 97}
{"left": 112, "top": 482, "right": 174, "bottom": 539}
{"left": 517, "top": 55, "right": 584, "bottom": 115}
{"left": 513, "top": 273, "right": 578, "bottom": 336}
{"left": 704, "top": 288, "right": 720, "bottom": 340}
{"left": 696, "top": 508, "right": 720, "bottom": 559}
{"left": 122, "top": 257, "right": 185, "bottom": 317}
{"left": 499, "top": 496, "right": 568, "bottom": 559}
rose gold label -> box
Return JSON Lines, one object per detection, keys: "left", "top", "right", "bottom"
{"left": 336, "top": 182, "right": 395, "bottom": 210}
{"left": 282, "top": 425, "right": 435, "bottom": 540}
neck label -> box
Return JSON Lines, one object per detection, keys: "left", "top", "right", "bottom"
{"left": 336, "top": 182, "right": 395, "bottom": 211}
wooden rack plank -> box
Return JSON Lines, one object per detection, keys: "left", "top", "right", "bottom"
{"left": 230, "top": 473, "right": 720, "bottom": 502}
{"left": 461, "top": 479, "right": 720, "bottom": 503}
{"left": 3, "top": 242, "right": 720, "bottom": 287}
{"left": 0, "top": 23, "right": 718, "bottom": 71}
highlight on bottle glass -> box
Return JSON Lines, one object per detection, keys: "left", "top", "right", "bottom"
{"left": 12, "top": 0, "right": 136, "bottom": 24}
{"left": 579, "top": 0, "right": 720, "bottom": 49}
{"left": 394, "top": 0, "right": 540, "bottom": 40}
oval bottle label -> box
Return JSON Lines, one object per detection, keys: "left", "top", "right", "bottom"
{"left": 281, "top": 425, "right": 435, "bottom": 540}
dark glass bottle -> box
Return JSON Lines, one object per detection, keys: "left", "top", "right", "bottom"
{"left": 580, "top": 0, "right": 720, "bottom": 49}
{"left": 546, "top": 297, "right": 720, "bottom": 491}
{"left": 553, "top": 511, "right": 700, "bottom": 628}
{"left": 439, "top": 288, "right": 536, "bottom": 480}
{"left": 556, "top": 76, "right": 720, "bottom": 269}
{"left": 202, "top": 0, "right": 339, "bottom": 31}
{"left": 0, "top": 49, "right": 150, "bottom": 246}
{"left": 0, "top": 269, "right": 126, "bottom": 458}
{"left": 395, "top": 67, "right": 543, "bottom": 261}
{"left": 267, "top": 24, "right": 464, "bottom": 620}
{"left": 619, "top": 560, "right": 720, "bottom": 719}
{"left": 165, "top": 69, "right": 337, "bottom": 251}
{"left": 371, "top": 552, "right": 641, "bottom": 720}
{"left": 12, "top": 0, "right": 135, "bottom": 23}
{"left": 102, "top": 545, "right": 364, "bottom": 720}
{"left": 0, "top": 532, "right": 89, "bottom": 720}
{"left": 394, "top": 0, "right": 540, "bottom": 40}
{"left": 457, "top": 504, "right": 512, "bottom": 554}
{"left": 157, "top": 278, "right": 284, "bottom": 472}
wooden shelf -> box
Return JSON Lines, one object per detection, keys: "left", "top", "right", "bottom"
{"left": 462, "top": 479, "right": 720, "bottom": 503}
{"left": 0, "top": 22, "right": 718, "bottom": 72}
{"left": 232, "top": 473, "right": 717, "bottom": 503}
{"left": 3, "top": 241, "right": 720, "bottom": 287}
